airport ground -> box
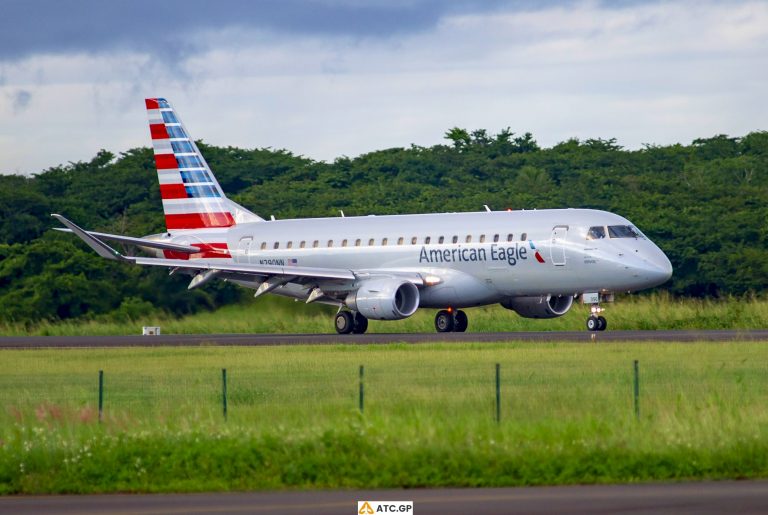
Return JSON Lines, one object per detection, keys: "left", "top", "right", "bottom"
{"left": 1, "top": 338, "right": 767, "bottom": 497}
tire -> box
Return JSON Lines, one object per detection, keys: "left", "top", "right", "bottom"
{"left": 335, "top": 311, "right": 354, "bottom": 334}
{"left": 453, "top": 310, "right": 468, "bottom": 332}
{"left": 597, "top": 316, "right": 607, "bottom": 331}
{"left": 435, "top": 310, "right": 455, "bottom": 332}
{"left": 352, "top": 313, "right": 369, "bottom": 334}
{"left": 586, "top": 316, "right": 599, "bottom": 331}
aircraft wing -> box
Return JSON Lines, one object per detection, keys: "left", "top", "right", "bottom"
{"left": 52, "top": 214, "right": 356, "bottom": 281}
{"left": 53, "top": 227, "right": 201, "bottom": 254}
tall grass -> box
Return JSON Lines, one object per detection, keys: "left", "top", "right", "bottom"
{"left": 2, "top": 293, "right": 767, "bottom": 336}
{"left": 1, "top": 342, "right": 767, "bottom": 492}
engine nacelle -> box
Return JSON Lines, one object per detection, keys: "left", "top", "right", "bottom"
{"left": 345, "top": 278, "right": 420, "bottom": 320}
{"left": 500, "top": 294, "right": 574, "bottom": 319}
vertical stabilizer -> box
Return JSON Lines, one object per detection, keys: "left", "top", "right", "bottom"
{"left": 145, "top": 98, "right": 263, "bottom": 230}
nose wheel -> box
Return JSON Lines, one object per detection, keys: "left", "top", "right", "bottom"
{"left": 435, "top": 309, "right": 468, "bottom": 333}
{"left": 586, "top": 304, "right": 607, "bottom": 332}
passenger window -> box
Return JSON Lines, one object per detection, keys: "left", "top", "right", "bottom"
{"left": 382, "top": 238, "right": 388, "bottom": 246}
{"left": 466, "top": 235, "right": 472, "bottom": 243}
{"left": 355, "top": 239, "right": 361, "bottom": 247}
{"left": 260, "top": 242, "right": 266, "bottom": 250}
{"left": 452, "top": 235, "right": 458, "bottom": 244}
{"left": 313, "top": 240, "right": 319, "bottom": 248}
{"left": 587, "top": 226, "right": 606, "bottom": 240}
{"left": 507, "top": 234, "right": 514, "bottom": 242}
{"left": 493, "top": 234, "right": 499, "bottom": 242}
{"left": 369, "top": 238, "right": 375, "bottom": 246}
{"left": 521, "top": 233, "right": 527, "bottom": 241}
{"left": 300, "top": 241, "right": 306, "bottom": 248}
{"left": 273, "top": 242, "right": 279, "bottom": 249}
{"left": 411, "top": 236, "right": 417, "bottom": 245}
{"left": 287, "top": 241, "right": 293, "bottom": 249}
{"left": 438, "top": 236, "right": 445, "bottom": 244}
{"left": 327, "top": 240, "right": 334, "bottom": 247}
{"left": 425, "top": 236, "right": 431, "bottom": 244}
{"left": 398, "top": 237, "right": 404, "bottom": 245}
{"left": 342, "top": 239, "right": 348, "bottom": 247}
{"left": 479, "top": 235, "right": 486, "bottom": 243}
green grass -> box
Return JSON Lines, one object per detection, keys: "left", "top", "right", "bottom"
{"left": 1, "top": 342, "right": 767, "bottom": 493}
{"left": 2, "top": 293, "right": 767, "bottom": 336}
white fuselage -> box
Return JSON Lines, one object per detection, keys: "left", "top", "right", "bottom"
{"left": 170, "top": 208, "right": 672, "bottom": 308}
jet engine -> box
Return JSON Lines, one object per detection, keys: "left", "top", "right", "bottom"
{"left": 345, "top": 278, "right": 420, "bottom": 320}
{"left": 500, "top": 294, "right": 574, "bottom": 319}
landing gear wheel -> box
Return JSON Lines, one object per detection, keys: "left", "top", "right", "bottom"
{"left": 597, "top": 316, "right": 607, "bottom": 331}
{"left": 335, "top": 311, "right": 354, "bottom": 334}
{"left": 352, "top": 313, "right": 369, "bottom": 334}
{"left": 435, "top": 310, "right": 455, "bottom": 333}
{"left": 586, "top": 316, "right": 599, "bottom": 332}
{"left": 453, "top": 310, "right": 468, "bottom": 332}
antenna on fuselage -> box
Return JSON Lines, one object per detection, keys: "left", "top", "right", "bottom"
{"left": 339, "top": 210, "right": 345, "bottom": 217}
{"left": 483, "top": 205, "right": 491, "bottom": 212}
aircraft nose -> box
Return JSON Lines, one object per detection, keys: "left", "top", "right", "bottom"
{"left": 643, "top": 249, "right": 673, "bottom": 286}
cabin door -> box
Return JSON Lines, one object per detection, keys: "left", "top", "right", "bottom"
{"left": 550, "top": 226, "right": 568, "bottom": 266}
{"left": 237, "top": 237, "right": 253, "bottom": 264}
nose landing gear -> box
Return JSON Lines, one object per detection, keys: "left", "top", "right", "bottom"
{"left": 586, "top": 304, "right": 607, "bottom": 332}
{"left": 435, "top": 309, "right": 468, "bottom": 333}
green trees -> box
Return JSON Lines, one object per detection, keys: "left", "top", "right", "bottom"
{"left": 0, "top": 129, "right": 766, "bottom": 323}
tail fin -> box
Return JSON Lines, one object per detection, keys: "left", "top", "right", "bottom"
{"left": 145, "top": 98, "right": 263, "bottom": 230}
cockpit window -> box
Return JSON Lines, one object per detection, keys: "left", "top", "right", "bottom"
{"left": 608, "top": 225, "right": 643, "bottom": 238}
{"left": 587, "top": 226, "right": 606, "bottom": 240}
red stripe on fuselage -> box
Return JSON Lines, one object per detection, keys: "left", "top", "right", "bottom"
{"left": 163, "top": 242, "right": 231, "bottom": 260}
{"left": 154, "top": 154, "right": 178, "bottom": 169}
{"left": 145, "top": 98, "right": 160, "bottom": 109}
{"left": 159, "top": 183, "right": 188, "bottom": 199}
{"left": 150, "top": 123, "right": 169, "bottom": 140}
{"left": 165, "top": 212, "right": 235, "bottom": 230}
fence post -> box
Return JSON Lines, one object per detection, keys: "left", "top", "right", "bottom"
{"left": 222, "top": 368, "right": 228, "bottom": 421}
{"left": 633, "top": 360, "right": 640, "bottom": 420}
{"left": 98, "top": 370, "right": 104, "bottom": 424}
{"left": 495, "top": 363, "right": 501, "bottom": 424}
{"left": 359, "top": 365, "right": 364, "bottom": 414}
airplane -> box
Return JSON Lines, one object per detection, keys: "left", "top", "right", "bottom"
{"left": 53, "top": 97, "right": 673, "bottom": 334}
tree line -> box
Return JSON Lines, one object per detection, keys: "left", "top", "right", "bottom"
{"left": 0, "top": 129, "right": 766, "bottom": 324}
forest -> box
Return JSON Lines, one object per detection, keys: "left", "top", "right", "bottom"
{"left": 0, "top": 129, "right": 766, "bottom": 324}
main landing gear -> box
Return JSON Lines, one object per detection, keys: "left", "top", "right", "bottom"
{"left": 335, "top": 311, "right": 369, "bottom": 335}
{"left": 435, "top": 309, "right": 468, "bottom": 333}
{"left": 586, "top": 304, "right": 607, "bottom": 332}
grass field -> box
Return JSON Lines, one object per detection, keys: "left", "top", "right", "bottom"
{"left": 2, "top": 293, "right": 767, "bottom": 336}
{"left": 1, "top": 341, "right": 767, "bottom": 493}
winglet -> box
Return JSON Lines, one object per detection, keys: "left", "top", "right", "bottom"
{"left": 51, "top": 214, "right": 128, "bottom": 262}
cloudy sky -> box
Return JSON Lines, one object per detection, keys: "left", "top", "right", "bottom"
{"left": 1, "top": 0, "right": 766, "bottom": 174}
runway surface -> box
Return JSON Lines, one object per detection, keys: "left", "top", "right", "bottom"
{"left": 3, "top": 481, "right": 768, "bottom": 514}
{"left": 0, "top": 329, "right": 767, "bottom": 348}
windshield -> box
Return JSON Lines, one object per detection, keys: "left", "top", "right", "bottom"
{"left": 608, "top": 225, "right": 643, "bottom": 239}
{"left": 586, "top": 226, "right": 606, "bottom": 240}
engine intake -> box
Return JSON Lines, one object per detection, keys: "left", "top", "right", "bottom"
{"left": 346, "top": 278, "right": 420, "bottom": 320}
{"left": 500, "top": 294, "right": 574, "bottom": 319}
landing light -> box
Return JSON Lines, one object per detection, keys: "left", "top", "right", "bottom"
{"left": 423, "top": 275, "right": 442, "bottom": 286}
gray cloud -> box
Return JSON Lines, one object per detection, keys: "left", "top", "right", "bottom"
{"left": 0, "top": 0, "right": 534, "bottom": 63}
{"left": 11, "top": 89, "right": 31, "bottom": 114}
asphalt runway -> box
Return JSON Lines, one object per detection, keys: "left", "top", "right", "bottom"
{"left": 3, "top": 481, "right": 768, "bottom": 514}
{"left": 0, "top": 330, "right": 767, "bottom": 349}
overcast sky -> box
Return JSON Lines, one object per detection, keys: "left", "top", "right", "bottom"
{"left": 1, "top": 0, "right": 766, "bottom": 174}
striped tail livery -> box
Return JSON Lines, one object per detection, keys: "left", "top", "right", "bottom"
{"left": 145, "top": 97, "right": 262, "bottom": 230}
